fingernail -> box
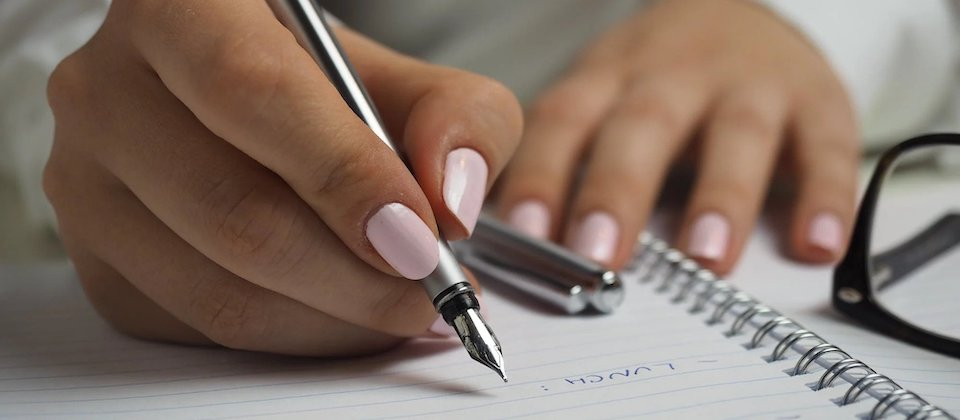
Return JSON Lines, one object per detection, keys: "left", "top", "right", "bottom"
{"left": 687, "top": 212, "right": 730, "bottom": 262}
{"left": 507, "top": 200, "right": 550, "bottom": 239}
{"left": 428, "top": 315, "right": 457, "bottom": 337}
{"left": 443, "top": 148, "right": 488, "bottom": 235}
{"left": 366, "top": 203, "right": 439, "bottom": 280}
{"left": 808, "top": 212, "right": 843, "bottom": 254}
{"left": 569, "top": 211, "right": 619, "bottom": 264}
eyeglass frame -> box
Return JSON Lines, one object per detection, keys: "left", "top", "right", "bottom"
{"left": 833, "top": 132, "right": 960, "bottom": 359}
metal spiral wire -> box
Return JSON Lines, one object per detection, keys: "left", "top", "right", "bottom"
{"left": 629, "top": 232, "right": 952, "bottom": 419}
{"left": 793, "top": 343, "right": 849, "bottom": 376}
{"left": 817, "top": 358, "right": 873, "bottom": 390}
{"left": 729, "top": 305, "right": 772, "bottom": 337}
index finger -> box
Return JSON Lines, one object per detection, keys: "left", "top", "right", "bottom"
{"left": 124, "top": 1, "right": 441, "bottom": 279}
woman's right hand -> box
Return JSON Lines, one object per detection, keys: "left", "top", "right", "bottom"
{"left": 44, "top": 0, "right": 521, "bottom": 356}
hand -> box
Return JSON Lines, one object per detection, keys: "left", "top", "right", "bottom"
{"left": 496, "top": 0, "right": 858, "bottom": 275}
{"left": 44, "top": 0, "right": 521, "bottom": 356}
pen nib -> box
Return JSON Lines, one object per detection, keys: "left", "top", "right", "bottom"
{"left": 451, "top": 308, "right": 507, "bottom": 382}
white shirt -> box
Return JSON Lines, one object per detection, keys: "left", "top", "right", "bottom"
{"left": 1, "top": 0, "right": 958, "bottom": 261}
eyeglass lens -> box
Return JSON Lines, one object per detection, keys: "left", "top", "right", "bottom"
{"left": 869, "top": 144, "right": 960, "bottom": 341}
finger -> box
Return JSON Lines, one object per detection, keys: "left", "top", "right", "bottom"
{"left": 564, "top": 74, "right": 712, "bottom": 267}
{"left": 339, "top": 31, "right": 524, "bottom": 239}
{"left": 61, "top": 237, "right": 210, "bottom": 346}
{"left": 496, "top": 66, "right": 625, "bottom": 240}
{"left": 51, "top": 177, "right": 413, "bottom": 356}
{"left": 124, "top": 1, "right": 438, "bottom": 279}
{"left": 61, "top": 55, "right": 441, "bottom": 338}
{"left": 676, "top": 84, "right": 789, "bottom": 275}
{"left": 787, "top": 92, "right": 859, "bottom": 263}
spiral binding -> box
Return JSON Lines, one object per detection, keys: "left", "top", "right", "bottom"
{"left": 627, "top": 232, "right": 954, "bottom": 420}
{"left": 817, "top": 358, "right": 874, "bottom": 391}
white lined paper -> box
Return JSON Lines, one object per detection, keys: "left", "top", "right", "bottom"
{"left": 1, "top": 257, "right": 956, "bottom": 419}
{"left": 0, "top": 263, "right": 837, "bottom": 419}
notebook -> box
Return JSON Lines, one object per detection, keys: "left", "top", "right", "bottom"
{"left": 1, "top": 235, "right": 957, "bottom": 419}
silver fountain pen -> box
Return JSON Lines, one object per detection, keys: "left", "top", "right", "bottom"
{"left": 267, "top": 0, "right": 506, "bottom": 381}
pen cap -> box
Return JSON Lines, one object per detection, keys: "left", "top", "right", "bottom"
{"left": 456, "top": 250, "right": 590, "bottom": 314}
{"left": 460, "top": 216, "right": 624, "bottom": 313}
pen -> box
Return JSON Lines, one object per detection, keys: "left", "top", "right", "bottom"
{"left": 266, "top": 0, "right": 506, "bottom": 381}
{"left": 453, "top": 216, "right": 624, "bottom": 314}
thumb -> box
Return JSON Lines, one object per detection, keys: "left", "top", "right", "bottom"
{"left": 340, "top": 28, "right": 524, "bottom": 240}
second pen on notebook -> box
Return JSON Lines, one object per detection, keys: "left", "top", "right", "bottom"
{"left": 452, "top": 215, "right": 625, "bottom": 314}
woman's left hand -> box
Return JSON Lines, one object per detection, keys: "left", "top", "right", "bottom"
{"left": 496, "top": 0, "right": 859, "bottom": 275}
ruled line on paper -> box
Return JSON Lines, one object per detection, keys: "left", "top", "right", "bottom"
{"left": 717, "top": 402, "right": 865, "bottom": 420}
{"left": 503, "top": 388, "right": 811, "bottom": 420}
{"left": 2, "top": 363, "right": 782, "bottom": 417}
{"left": 0, "top": 313, "right": 712, "bottom": 388}
{"left": 2, "top": 342, "right": 748, "bottom": 402}
{"left": 290, "top": 374, "right": 801, "bottom": 420}
{"left": 5, "top": 259, "right": 958, "bottom": 419}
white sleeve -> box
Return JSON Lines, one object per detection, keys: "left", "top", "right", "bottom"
{"left": 758, "top": 0, "right": 960, "bottom": 149}
{"left": 0, "top": 0, "right": 109, "bottom": 231}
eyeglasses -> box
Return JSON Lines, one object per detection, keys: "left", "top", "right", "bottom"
{"left": 833, "top": 133, "right": 960, "bottom": 358}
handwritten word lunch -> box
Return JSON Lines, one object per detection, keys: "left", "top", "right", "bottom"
{"left": 562, "top": 362, "right": 678, "bottom": 385}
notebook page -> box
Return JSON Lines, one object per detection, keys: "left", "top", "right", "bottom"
{"left": 1, "top": 262, "right": 860, "bottom": 419}
{"left": 731, "top": 228, "right": 960, "bottom": 415}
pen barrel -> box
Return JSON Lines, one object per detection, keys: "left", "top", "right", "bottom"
{"left": 266, "top": 0, "right": 396, "bottom": 153}
{"left": 270, "top": 1, "right": 505, "bottom": 380}
{"left": 269, "top": 0, "right": 472, "bottom": 306}
{"left": 458, "top": 216, "right": 624, "bottom": 313}
{"left": 422, "top": 243, "right": 476, "bottom": 308}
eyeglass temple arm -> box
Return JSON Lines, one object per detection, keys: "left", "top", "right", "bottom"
{"left": 871, "top": 212, "right": 960, "bottom": 291}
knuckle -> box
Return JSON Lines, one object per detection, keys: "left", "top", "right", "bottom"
{"left": 201, "top": 33, "right": 288, "bottom": 117}
{"left": 125, "top": 0, "right": 193, "bottom": 40}
{"left": 831, "top": 182, "right": 858, "bottom": 203}
{"left": 189, "top": 280, "right": 268, "bottom": 349}
{"left": 822, "top": 137, "right": 860, "bottom": 166}
{"left": 798, "top": 134, "right": 860, "bottom": 171}
{"left": 438, "top": 74, "right": 523, "bottom": 161}
{"left": 529, "top": 86, "right": 596, "bottom": 127}
{"left": 124, "top": 0, "right": 170, "bottom": 22}
{"left": 615, "top": 91, "right": 685, "bottom": 135}
{"left": 721, "top": 178, "right": 759, "bottom": 205}
{"left": 464, "top": 76, "right": 521, "bottom": 114}
{"left": 805, "top": 168, "right": 857, "bottom": 200}
{"left": 69, "top": 259, "right": 157, "bottom": 341}
{"left": 41, "top": 157, "right": 65, "bottom": 207}
{"left": 47, "top": 53, "right": 92, "bottom": 119}
{"left": 302, "top": 140, "right": 373, "bottom": 205}
{"left": 201, "top": 178, "right": 308, "bottom": 274}
{"left": 716, "top": 104, "right": 778, "bottom": 142}
{"left": 466, "top": 76, "right": 523, "bottom": 128}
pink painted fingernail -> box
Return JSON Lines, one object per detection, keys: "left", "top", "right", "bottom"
{"left": 443, "top": 148, "right": 488, "bottom": 235}
{"left": 366, "top": 203, "right": 439, "bottom": 280}
{"left": 569, "top": 211, "right": 619, "bottom": 264}
{"left": 507, "top": 200, "right": 550, "bottom": 239}
{"left": 808, "top": 212, "right": 843, "bottom": 254}
{"left": 687, "top": 212, "right": 730, "bottom": 262}
{"left": 428, "top": 315, "right": 456, "bottom": 337}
